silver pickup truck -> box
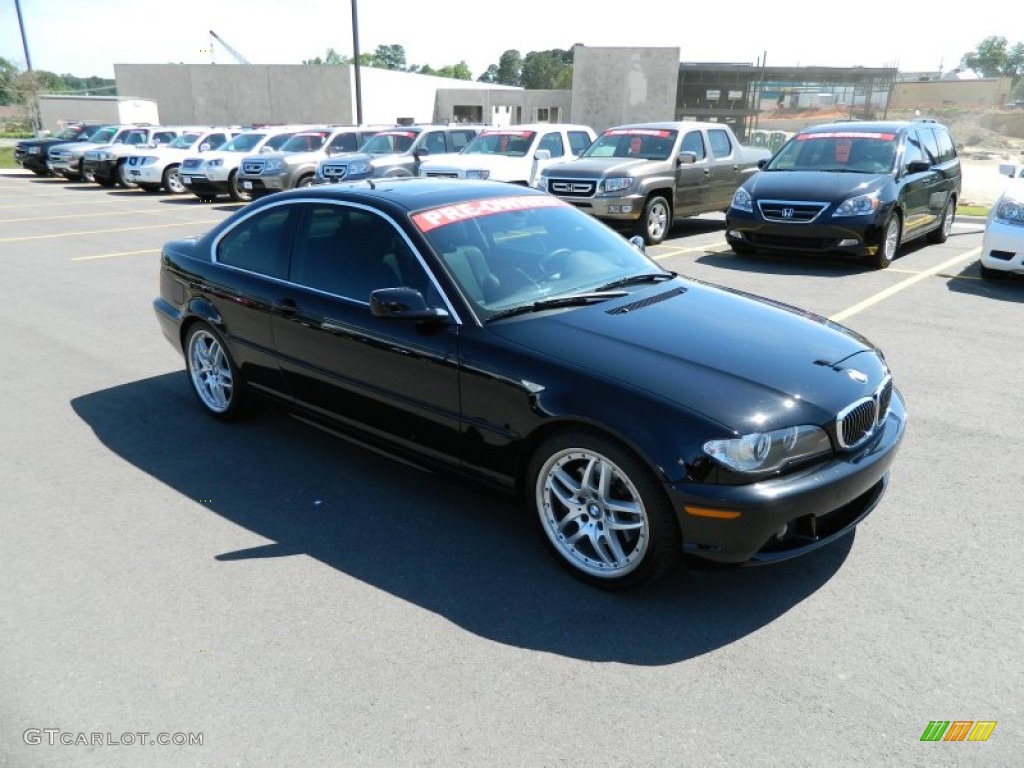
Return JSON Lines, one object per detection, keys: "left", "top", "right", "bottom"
{"left": 539, "top": 121, "right": 771, "bottom": 244}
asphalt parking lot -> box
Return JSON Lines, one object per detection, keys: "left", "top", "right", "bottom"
{"left": 0, "top": 170, "right": 1020, "bottom": 767}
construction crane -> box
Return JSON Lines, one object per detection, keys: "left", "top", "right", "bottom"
{"left": 209, "top": 30, "right": 250, "bottom": 65}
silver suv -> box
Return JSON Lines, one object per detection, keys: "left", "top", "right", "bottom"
{"left": 315, "top": 124, "right": 482, "bottom": 183}
{"left": 236, "top": 126, "right": 381, "bottom": 199}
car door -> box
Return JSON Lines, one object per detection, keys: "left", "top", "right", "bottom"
{"left": 675, "top": 129, "right": 711, "bottom": 214}
{"left": 270, "top": 201, "right": 464, "bottom": 465}
{"left": 532, "top": 131, "right": 566, "bottom": 183}
{"left": 899, "top": 129, "right": 938, "bottom": 238}
{"left": 706, "top": 128, "right": 743, "bottom": 210}
{"left": 208, "top": 203, "right": 299, "bottom": 395}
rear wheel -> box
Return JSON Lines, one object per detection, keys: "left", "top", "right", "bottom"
{"left": 528, "top": 430, "right": 681, "bottom": 589}
{"left": 296, "top": 174, "right": 314, "bottom": 188}
{"left": 163, "top": 164, "right": 186, "bottom": 194}
{"left": 927, "top": 197, "right": 955, "bottom": 244}
{"left": 184, "top": 322, "right": 244, "bottom": 420}
{"left": 633, "top": 195, "right": 671, "bottom": 245}
{"left": 870, "top": 214, "right": 901, "bottom": 269}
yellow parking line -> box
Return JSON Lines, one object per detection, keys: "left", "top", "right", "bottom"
{"left": 652, "top": 240, "right": 727, "bottom": 259}
{"left": 0, "top": 198, "right": 130, "bottom": 210}
{"left": 71, "top": 248, "right": 161, "bottom": 262}
{"left": 0, "top": 220, "right": 218, "bottom": 243}
{"left": 0, "top": 208, "right": 189, "bottom": 224}
{"left": 830, "top": 248, "right": 981, "bottom": 323}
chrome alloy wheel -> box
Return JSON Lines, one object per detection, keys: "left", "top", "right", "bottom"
{"left": 187, "top": 328, "right": 234, "bottom": 413}
{"left": 536, "top": 447, "right": 649, "bottom": 579}
{"left": 644, "top": 198, "right": 669, "bottom": 243}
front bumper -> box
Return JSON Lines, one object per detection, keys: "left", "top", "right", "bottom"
{"left": 669, "top": 388, "right": 906, "bottom": 564}
{"left": 980, "top": 219, "right": 1024, "bottom": 274}
{"left": 554, "top": 193, "right": 645, "bottom": 223}
{"left": 180, "top": 174, "right": 229, "bottom": 195}
{"left": 49, "top": 155, "right": 81, "bottom": 174}
{"left": 126, "top": 165, "right": 163, "bottom": 185}
{"left": 725, "top": 210, "right": 885, "bottom": 256}
{"left": 236, "top": 172, "right": 290, "bottom": 195}
{"left": 15, "top": 150, "right": 48, "bottom": 173}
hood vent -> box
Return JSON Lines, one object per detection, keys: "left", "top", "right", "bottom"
{"left": 606, "top": 286, "right": 686, "bottom": 315}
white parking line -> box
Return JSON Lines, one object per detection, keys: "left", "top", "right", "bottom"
{"left": 0, "top": 219, "right": 219, "bottom": 243}
{"left": 71, "top": 249, "right": 161, "bottom": 262}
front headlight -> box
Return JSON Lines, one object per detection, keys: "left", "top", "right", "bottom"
{"left": 600, "top": 177, "right": 634, "bottom": 193}
{"left": 703, "top": 425, "right": 831, "bottom": 475}
{"left": 348, "top": 161, "right": 372, "bottom": 176}
{"left": 206, "top": 158, "right": 223, "bottom": 168}
{"left": 97, "top": 151, "right": 114, "bottom": 161}
{"left": 28, "top": 146, "right": 42, "bottom": 155}
{"left": 731, "top": 187, "right": 753, "bottom": 213}
{"left": 465, "top": 169, "right": 490, "bottom": 180}
{"left": 263, "top": 158, "right": 284, "bottom": 172}
{"left": 993, "top": 193, "right": 1024, "bottom": 226}
{"left": 834, "top": 191, "right": 880, "bottom": 217}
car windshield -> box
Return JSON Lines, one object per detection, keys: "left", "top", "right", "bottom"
{"left": 220, "top": 133, "right": 267, "bottom": 152}
{"left": 461, "top": 131, "right": 537, "bottom": 157}
{"left": 56, "top": 127, "right": 84, "bottom": 140}
{"left": 362, "top": 131, "right": 416, "bottom": 155}
{"left": 767, "top": 132, "right": 898, "bottom": 173}
{"left": 168, "top": 133, "right": 204, "bottom": 149}
{"left": 86, "top": 126, "right": 117, "bottom": 143}
{"left": 413, "top": 196, "right": 662, "bottom": 321}
{"left": 581, "top": 129, "right": 678, "bottom": 160}
{"left": 279, "top": 132, "right": 329, "bottom": 152}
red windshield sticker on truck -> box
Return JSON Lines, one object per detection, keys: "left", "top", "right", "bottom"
{"left": 381, "top": 131, "right": 416, "bottom": 138}
{"left": 604, "top": 129, "right": 672, "bottom": 138}
{"left": 835, "top": 138, "right": 852, "bottom": 162}
{"left": 482, "top": 130, "right": 533, "bottom": 137}
{"left": 412, "top": 195, "right": 569, "bottom": 233}
{"left": 797, "top": 132, "right": 895, "bottom": 141}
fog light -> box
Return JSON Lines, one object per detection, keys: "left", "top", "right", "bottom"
{"left": 838, "top": 238, "right": 860, "bottom": 247}
{"left": 728, "top": 230, "right": 745, "bottom": 239}
{"left": 621, "top": 204, "right": 632, "bottom": 213}
{"left": 607, "top": 205, "right": 619, "bottom": 213}
{"left": 775, "top": 524, "right": 788, "bottom": 540}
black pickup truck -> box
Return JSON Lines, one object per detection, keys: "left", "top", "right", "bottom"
{"left": 14, "top": 123, "right": 106, "bottom": 177}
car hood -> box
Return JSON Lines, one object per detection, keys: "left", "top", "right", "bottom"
{"left": 745, "top": 169, "right": 887, "bottom": 201}
{"left": 423, "top": 154, "right": 531, "bottom": 172}
{"left": 543, "top": 157, "right": 664, "bottom": 177}
{"left": 488, "top": 279, "right": 887, "bottom": 432}
{"left": 49, "top": 141, "right": 104, "bottom": 156}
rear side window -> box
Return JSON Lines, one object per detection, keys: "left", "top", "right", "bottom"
{"left": 216, "top": 206, "right": 294, "bottom": 278}
{"left": 708, "top": 129, "right": 734, "bottom": 159}
{"left": 930, "top": 126, "right": 956, "bottom": 162}
{"left": 538, "top": 132, "right": 565, "bottom": 158}
{"left": 681, "top": 131, "right": 707, "bottom": 160}
{"left": 266, "top": 133, "right": 294, "bottom": 150}
{"left": 328, "top": 132, "right": 360, "bottom": 153}
{"left": 449, "top": 129, "right": 477, "bottom": 151}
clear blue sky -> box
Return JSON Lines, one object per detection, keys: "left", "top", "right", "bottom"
{"left": 1, "top": 0, "right": 1007, "bottom": 80}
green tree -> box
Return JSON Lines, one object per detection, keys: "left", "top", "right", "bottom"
{"left": 433, "top": 61, "right": 472, "bottom": 81}
{"left": 520, "top": 50, "right": 570, "bottom": 90}
{"left": 496, "top": 50, "right": 522, "bottom": 86}
{"left": 963, "top": 36, "right": 1024, "bottom": 78}
{"left": 369, "top": 44, "right": 407, "bottom": 70}
{"left": 477, "top": 64, "right": 499, "bottom": 84}
{"left": 0, "top": 56, "right": 20, "bottom": 106}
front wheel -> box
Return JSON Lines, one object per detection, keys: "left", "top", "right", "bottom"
{"left": 163, "top": 164, "right": 186, "bottom": 194}
{"left": 870, "top": 214, "right": 901, "bottom": 269}
{"left": 633, "top": 195, "right": 671, "bottom": 245}
{"left": 228, "top": 169, "right": 250, "bottom": 202}
{"left": 184, "top": 322, "right": 244, "bottom": 420}
{"left": 78, "top": 160, "right": 94, "bottom": 183}
{"left": 926, "top": 197, "right": 955, "bottom": 244}
{"left": 116, "top": 161, "right": 136, "bottom": 188}
{"left": 528, "top": 431, "right": 681, "bottom": 589}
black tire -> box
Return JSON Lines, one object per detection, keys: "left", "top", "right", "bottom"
{"left": 296, "top": 174, "right": 314, "bottom": 188}
{"left": 870, "top": 214, "right": 901, "bottom": 269}
{"left": 228, "top": 169, "right": 249, "bottom": 202}
{"left": 184, "top": 321, "right": 244, "bottom": 421}
{"left": 94, "top": 174, "right": 116, "bottom": 188}
{"left": 633, "top": 194, "right": 672, "bottom": 245}
{"left": 116, "top": 161, "right": 136, "bottom": 189}
{"left": 926, "top": 197, "right": 955, "bottom": 244}
{"left": 31, "top": 168, "right": 52, "bottom": 177}
{"left": 162, "top": 164, "right": 186, "bottom": 194}
{"left": 78, "top": 160, "right": 94, "bottom": 183}
{"left": 527, "top": 430, "right": 681, "bottom": 589}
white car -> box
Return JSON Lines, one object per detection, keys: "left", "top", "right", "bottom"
{"left": 178, "top": 126, "right": 311, "bottom": 202}
{"left": 82, "top": 126, "right": 182, "bottom": 188}
{"left": 123, "top": 128, "right": 238, "bottom": 194}
{"left": 979, "top": 164, "right": 1024, "bottom": 279}
{"left": 418, "top": 124, "right": 596, "bottom": 187}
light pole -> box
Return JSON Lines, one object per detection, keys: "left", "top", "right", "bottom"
{"left": 14, "top": 0, "right": 33, "bottom": 71}
{"left": 351, "top": 0, "right": 363, "bottom": 124}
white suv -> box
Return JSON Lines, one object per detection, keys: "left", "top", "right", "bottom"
{"left": 418, "top": 124, "right": 596, "bottom": 186}
{"left": 123, "top": 128, "right": 238, "bottom": 194}
{"left": 82, "top": 126, "right": 182, "bottom": 188}
{"left": 179, "top": 126, "right": 310, "bottom": 202}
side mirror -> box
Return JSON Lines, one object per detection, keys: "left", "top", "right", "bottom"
{"left": 260, "top": 146, "right": 276, "bottom": 154}
{"left": 998, "top": 163, "right": 1017, "bottom": 178}
{"left": 199, "top": 143, "right": 211, "bottom": 152}
{"left": 906, "top": 160, "right": 932, "bottom": 174}
{"left": 370, "top": 287, "right": 450, "bottom": 322}
{"left": 757, "top": 158, "right": 768, "bottom": 169}
{"left": 413, "top": 148, "right": 429, "bottom": 160}
{"left": 628, "top": 235, "right": 646, "bottom": 253}
{"left": 534, "top": 149, "right": 551, "bottom": 161}
{"left": 677, "top": 151, "right": 697, "bottom": 166}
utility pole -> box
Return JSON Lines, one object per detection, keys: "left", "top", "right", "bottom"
{"left": 14, "top": 0, "right": 41, "bottom": 132}
{"left": 14, "top": 0, "right": 33, "bottom": 71}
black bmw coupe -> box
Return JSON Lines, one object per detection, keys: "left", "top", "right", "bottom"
{"left": 154, "top": 178, "right": 906, "bottom": 588}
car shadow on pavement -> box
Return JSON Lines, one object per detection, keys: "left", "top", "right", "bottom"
{"left": 694, "top": 249, "right": 869, "bottom": 278}
{"left": 71, "top": 373, "right": 852, "bottom": 666}
{"left": 946, "top": 263, "right": 1024, "bottom": 303}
